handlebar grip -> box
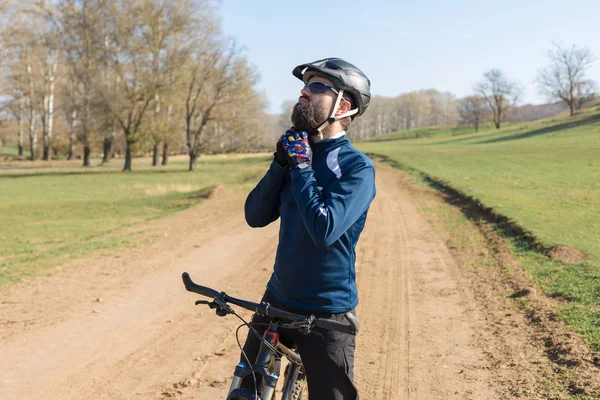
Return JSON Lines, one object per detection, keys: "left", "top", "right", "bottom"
{"left": 314, "top": 318, "right": 356, "bottom": 335}
{"left": 260, "top": 304, "right": 305, "bottom": 321}
{"left": 182, "top": 272, "right": 220, "bottom": 299}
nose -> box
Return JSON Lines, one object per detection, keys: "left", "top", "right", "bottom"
{"left": 300, "top": 83, "right": 311, "bottom": 97}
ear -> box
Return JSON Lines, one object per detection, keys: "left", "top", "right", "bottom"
{"left": 336, "top": 98, "right": 352, "bottom": 116}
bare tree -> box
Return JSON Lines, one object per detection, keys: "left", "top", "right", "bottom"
{"left": 1, "top": 6, "right": 40, "bottom": 160}
{"left": 97, "top": 0, "right": 122, "bottom": 165}
{"left": 139, "top": 0, "right": 194, "bottom": 166}
{"left": 60, "top": 0, "right": 109, "bottom": 166}
{"left": 97, "top": 0, "right": 162, "bottom": 171}
{"left": 96, "top": 0, "right": 210, "bottom": 171}
{"left": 208, "top": 60, "right": 264, "bottom": 153}
{"left": 537, "top": 42, "right": 597, "bottom": 116}
{"left": 59, "top": 75, "right": 79, "bottom": 160}
{"left": 425, "top": 89, "right": 459, "bottom": 127}
{"left": 19, "top": 1, "right": 63, "bottom": 161}
{"left": 24, "top": 55, "right": 39, "bottom": 159}
{"left": 39, "top": 32, "right": 60, "bottom": 161}
{"left": 474, "top": 69, "right": 521, "bottom": 129}
{"left": 184, "top": 42, "right": 235, "bottom": 171}
{"left": 459, "top": 95, "right": 486, "bottom": 132}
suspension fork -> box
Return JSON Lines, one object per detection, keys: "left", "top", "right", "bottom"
{"left": 228, "top": 322, "right": 282, "bottom": 398}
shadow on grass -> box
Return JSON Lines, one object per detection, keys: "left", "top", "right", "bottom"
{"left": 476, "top": 113, "right": 600, "bottom": 145}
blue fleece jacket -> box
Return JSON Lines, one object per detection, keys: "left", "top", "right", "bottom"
{"left": 244, "top": 134, "right": 376, "bottom": 313}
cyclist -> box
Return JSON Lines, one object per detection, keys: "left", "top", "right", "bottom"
{"left": 243, "top": 57, "right": 375, "bottom": 400}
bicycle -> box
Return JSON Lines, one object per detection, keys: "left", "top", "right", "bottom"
{"left": 182, "top": 272, "right": 359, "bottom": 400}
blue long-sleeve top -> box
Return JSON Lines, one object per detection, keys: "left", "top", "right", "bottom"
{"left": 244, "top": 134, "right": 376, "bottom": 313}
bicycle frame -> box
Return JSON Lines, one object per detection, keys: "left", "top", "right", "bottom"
{"left": 228, "top": 320, "right": 304, "bottom": 400}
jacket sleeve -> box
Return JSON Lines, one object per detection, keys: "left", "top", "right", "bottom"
{"left": 289, "top": 161, "right": 376, "bottom": 248}
{"left": 244, "top": 160, "right": 288, "bottom": 228}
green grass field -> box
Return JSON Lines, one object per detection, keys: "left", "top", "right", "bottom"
{"left": 0, "top": 155, "right": 270, "bottom": 287}
{"left": 356, "top": 108, "right": 600, "bottom": 350}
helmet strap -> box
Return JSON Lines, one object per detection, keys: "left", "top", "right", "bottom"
{"left": 314, "top": 90, "right": 358, "bottom": 139}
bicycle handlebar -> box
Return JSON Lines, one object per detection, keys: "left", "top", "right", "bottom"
{"left": 182, "top": 272, "right": 220, "bottom": 298}
{"left": 182, "top": 272, "right": 357, "bottom": 335}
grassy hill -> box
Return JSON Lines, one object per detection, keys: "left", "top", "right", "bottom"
{"left": 358, "top": 109, "right": 600, "bottom": 262}
{"left": 356, "top": 108, "right": 600, "bottom": 349}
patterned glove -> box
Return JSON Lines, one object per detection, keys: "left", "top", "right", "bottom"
{"left": 280, "top": 129, "right": 312, "bottom": 168}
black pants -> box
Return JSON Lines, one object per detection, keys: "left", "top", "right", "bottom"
{"left": 240, "top": 289, "right": 359, "bottom": 400}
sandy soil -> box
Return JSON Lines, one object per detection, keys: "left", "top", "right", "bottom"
{"left": 1, "top": 164, "right": 597, "bottom": 399}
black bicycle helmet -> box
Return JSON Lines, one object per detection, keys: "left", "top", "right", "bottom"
{"left": 292, "top": 57, "right": 371, "bottom": 117}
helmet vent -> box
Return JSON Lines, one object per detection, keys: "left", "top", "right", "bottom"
{"left": 325, "top": 62, "right": 342, "bottom": 70}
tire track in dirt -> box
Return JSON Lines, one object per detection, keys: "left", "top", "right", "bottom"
{"left": 354, "top": 165, "right": 498, "bottom": 399}
{"left": 353, "top": 168, "right": 411, "bottom": 399}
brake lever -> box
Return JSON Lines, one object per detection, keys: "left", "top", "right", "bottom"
{"left": 297, "top": 315, "right": 323, "bottom": 338}
{"left": 298, "top": 325, "right": 324, "bottom": 338}
{"left": 213, "top": 296, "right": 234, "bottom": 315}
{"left": 194, "top": 299, "right": 229, "bottom": 317}
{"left": 194, "top": 294, "right": 234, "bottom": 317}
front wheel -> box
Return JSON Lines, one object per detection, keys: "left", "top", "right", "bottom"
{"left": 290, "top": 371, "right": 306, "bottom": 400}
{"left": 281, "top": 364, "right": 307, "bottom": 400}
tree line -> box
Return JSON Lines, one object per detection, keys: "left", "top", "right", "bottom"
{"left": 1, "top": 2, "right": 597, "bottom": 164}
{"left": 0, "top": 0, "right": 269, "bottom": 170}
{"left": 346, "top": 41, "right": 597, "bottom": 140}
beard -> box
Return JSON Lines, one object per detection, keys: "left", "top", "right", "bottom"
{"left": 291, "top": 98, "right": 328, "bottom": 136}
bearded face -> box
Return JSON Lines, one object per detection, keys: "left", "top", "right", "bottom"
{"left": 291, "top": 99, "right": 327, "bottom": 135}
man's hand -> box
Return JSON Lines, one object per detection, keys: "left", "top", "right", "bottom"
{"left": 281, "top": 129, "right": 312, "bottom": 168}
{"left": 274, "top": 139, "right": 289, "bottom": 168}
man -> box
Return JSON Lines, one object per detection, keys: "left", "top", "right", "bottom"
{"left": 242, "top": 57, "right": 375, "bottom": 400}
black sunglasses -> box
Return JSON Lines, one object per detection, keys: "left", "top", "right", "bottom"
{"left": 303, "top": 81, "right": 340, "bottom": 95}
{"left": 303, "top": 81, "right": 351, "bottom": 104}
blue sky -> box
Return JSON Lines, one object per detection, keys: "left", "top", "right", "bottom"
{"left": 219, "top": 0, "right": 600, "bottom": 114}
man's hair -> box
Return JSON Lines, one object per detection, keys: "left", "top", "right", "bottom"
{"left": 340, "top": 116, "right": 351, "bottom": 132}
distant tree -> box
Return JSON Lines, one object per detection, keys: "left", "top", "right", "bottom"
{"left": 16, "top": 2, "right": 62, "bottom": 161}
{"left": 537, "top": 42, "right": 597, "bottom": 116}
{"left": 99, "top": 0, "right": 190, "bottom": 171}
{"left": 474, "top": 69, "right": 521, "bottom": 129}
{"left": 60, "top": 0, "right": 105, "bottom": 166}
{"left": 459, "top": 95, "right": 486, "bottom": 132}
{"left": 184, "top": 41, "right": 256, "bottom": 171}
{"left": 277, "top": 100, "right": 295, "bottom": 134}
{"left": 2, "top": 2, "right": 61, "bottom": 161}
{"left": 425, "top": 89, "right": 459, "bottom": 127}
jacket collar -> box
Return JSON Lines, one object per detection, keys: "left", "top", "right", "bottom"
{"left": 310, "top": 132, "right": 348, "bottom": 153}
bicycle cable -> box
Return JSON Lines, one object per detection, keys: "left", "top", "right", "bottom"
{"left": 232, "top": 313, "right": 281, "bottom": 356}
{"left": 235, "top": 323, "right": 259, "bottom": 400}
{"left": 232, "top": 311, "right": 282, "bottom": 399}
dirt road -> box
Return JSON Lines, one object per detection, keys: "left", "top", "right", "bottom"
{"left": 0, "top": 164, "right": 596, "bottom": 399}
